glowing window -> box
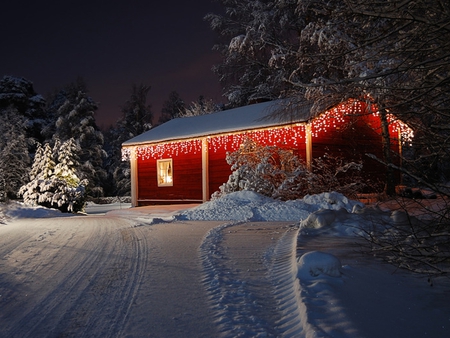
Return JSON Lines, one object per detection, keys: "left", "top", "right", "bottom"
{"left": 157, "top": 159, "right": 173, "bottom": 187}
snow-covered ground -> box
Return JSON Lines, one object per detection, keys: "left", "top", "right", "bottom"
{"left": 0, "top": 192, "right": 449, "bottom": 337}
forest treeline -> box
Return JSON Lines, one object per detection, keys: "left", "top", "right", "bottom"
{"left": 0, "top": 76, "right": 217, "bottom": 201}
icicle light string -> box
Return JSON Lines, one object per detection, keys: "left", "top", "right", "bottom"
{"left": 122, "top": 101, "right": 414, "bottom": 161}
{"left": 208, "top": 125, "right": 306, "bottom": 153}
{"left": 372, "top": 111, "right": 414, "bottom": 144}
{"left": 134, "top": 139, "right": 203, "bottom": 160}
{"left": 122, "top": 125, "right": 306, "bottom": 160}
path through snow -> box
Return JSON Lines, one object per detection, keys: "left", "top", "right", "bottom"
{"left": 0, "top": 213, "right": 304, "bottom": 337}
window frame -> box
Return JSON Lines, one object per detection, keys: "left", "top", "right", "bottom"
{"left": 156, "top": 158, "right": 173, "bottom": 187}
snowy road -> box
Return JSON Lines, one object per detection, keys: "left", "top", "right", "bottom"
{"left": 0, "top": 215, "right": 298, "bottom": 337}
{"left": 0, "top": 216, "right": 221, "bottom": 337}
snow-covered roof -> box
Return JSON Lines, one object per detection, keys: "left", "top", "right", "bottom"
{"left": 122, "top": 100, "right": 311, "bottom": 146}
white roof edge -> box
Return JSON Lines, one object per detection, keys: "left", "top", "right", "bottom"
{"left": 122, "top": 99, "right": 311, "bottom": 147}
{"left": 122, "top": 120, "right": 305, "bottom": 147}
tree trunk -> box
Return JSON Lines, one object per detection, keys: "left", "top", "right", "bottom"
{"left": 379, "top": 107, "right": 396, "bottom": 196}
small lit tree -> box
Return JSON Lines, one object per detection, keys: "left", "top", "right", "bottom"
{"left": 19, "top": 138, "right": 88, "bottom": 213}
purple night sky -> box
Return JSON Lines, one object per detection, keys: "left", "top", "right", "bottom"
{"left": 0, "top": 0, "right": 224, "bottom": 128}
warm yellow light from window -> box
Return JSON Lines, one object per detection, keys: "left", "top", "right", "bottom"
{"left": 157, "top": 159, "right": 173, "bottom": 186}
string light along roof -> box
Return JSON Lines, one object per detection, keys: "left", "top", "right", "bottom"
{"left": 122, "top": 100, "right": 311, "bottom": 147}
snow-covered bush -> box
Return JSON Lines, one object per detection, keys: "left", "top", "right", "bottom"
{"left": 213, "top": 138, "right": 365, "bottom": 200}
{"left": 19, "top": 139, "right": 88, "bottom": 213}
{"left": 212, "top": 138, "right": 298, "bottom": 199}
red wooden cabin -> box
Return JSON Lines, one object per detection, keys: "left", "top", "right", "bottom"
{"left": 122, "top": 99, "right": 412, "bottom": 206}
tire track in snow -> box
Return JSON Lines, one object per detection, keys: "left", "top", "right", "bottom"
{"left": 268, "top": 225, "right": 304, "bottom": 337}
{"left": 2, "top": 217, "right": 115, "bottom": 337}
{"left": 200, "top": 222, "right": 302, "bottom": 337}
{"left": 0, "top": 219, "right": 84, "bottom": 334}
{"left": 0, "top": 221, "right": 49, "bottom": 261}
{"left": 0, "top": 216, "right": 147, "bottom": 337}
{"left": 109, "top": 223, "right": 149, "bottom": 337}
{"left": 50, "top": 217, "right": 148, "bottom": 337}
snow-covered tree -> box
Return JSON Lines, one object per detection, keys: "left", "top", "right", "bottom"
{"left": 205, "top": 0, "right": 300, "bottom": 107}
{"left": 53, "top": 138, "right": 82, "bottom": 187}
{"left": 0, "top": 76, "right": 47, "bottom": 145}
{"left": 213, "top": 138, "right": 286, "bottom": 198}
{"left": 29, "top": 143, "right": 55, "bottom": 181}
{"left": 177, "top": 95, "right": 221, "bottom": 117}
{"left": 19, "top": 138, "right": 88, "bottom": 213}
{"left": 0, "top": 108, "right": 31, "bottom": 199}
{"left": 208, "top": 0, "right": 450, "bottom": 276}
{"left": 52, "top": 82, "right": 106, "bottom": 197}
{"left": 0, "top": 76, "right": 52, "bottom": 199}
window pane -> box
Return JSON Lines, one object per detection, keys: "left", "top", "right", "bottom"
{"left": 157, "top": 159, "right": 173, "bottom": 186}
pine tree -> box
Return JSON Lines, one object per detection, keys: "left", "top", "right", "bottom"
{"left": 52, "top": 82, "right": 106, "bottom": 197}
{"left": 119, "top": 83, "right": 153, "bottom": 137}
{"left": 0, "top": 76, "right": 47, "bottom": 145}
{"left": 19, "top": 139, "right": 87, "bottom": 213}
{"left": 53, "top": 138, "right": 81, "bottom": 188}
{"left": 0, "top": 107, "right": 31, "bottom": 199}
{"left": 28, "top": 142, "right": 56, "bottom": 181}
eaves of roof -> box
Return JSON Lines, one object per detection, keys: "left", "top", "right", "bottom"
{"left": 122, "top": 100, "right": 312, "bottom": 147}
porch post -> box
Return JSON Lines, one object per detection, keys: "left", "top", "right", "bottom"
{"left": 130, "top": 148, "right": 139, "bottom": 207}
{"left": 305, "top": 123, "right": 312, "bottom": 170}
{"left": 202, "top": 138, "right": 210, "bottom": 202}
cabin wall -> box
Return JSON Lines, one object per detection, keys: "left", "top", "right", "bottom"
{"left": 137, "top": 150, "right": 203, "bottom": 205}
{"left": 208, "top": 147, "right": 231, "bottom": 196}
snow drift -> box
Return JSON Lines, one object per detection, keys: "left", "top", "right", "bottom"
{"left": 178, "top": 191, "right": 363, "bottom": 222}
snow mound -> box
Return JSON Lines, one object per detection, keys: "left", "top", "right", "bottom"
{"left": 299, "top": 204, "right": 393, "bottom": 237}
{"left": 297, "top": 251, "right": 342, "bottom": 279}
{"left": 1, "top": 202, "right": 73, "bottom": 219}
{"left": 221, "top": 190, "right": 273, "bottom": 203}
{"left": 390, "top": 210, "right": 410, "bottom": 224}
{"left": 178, "top": 191, "right": 363, "bottom": 222}
{"left": 301, "top": 208, "right": 349, "bottom": 229}
{"left": 303, "top": 192, "right": 362, "bottom": 211}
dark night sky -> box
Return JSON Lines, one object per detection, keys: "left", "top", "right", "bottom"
{"left": 0, "top": 0, "right": 224, "bottom": 128}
